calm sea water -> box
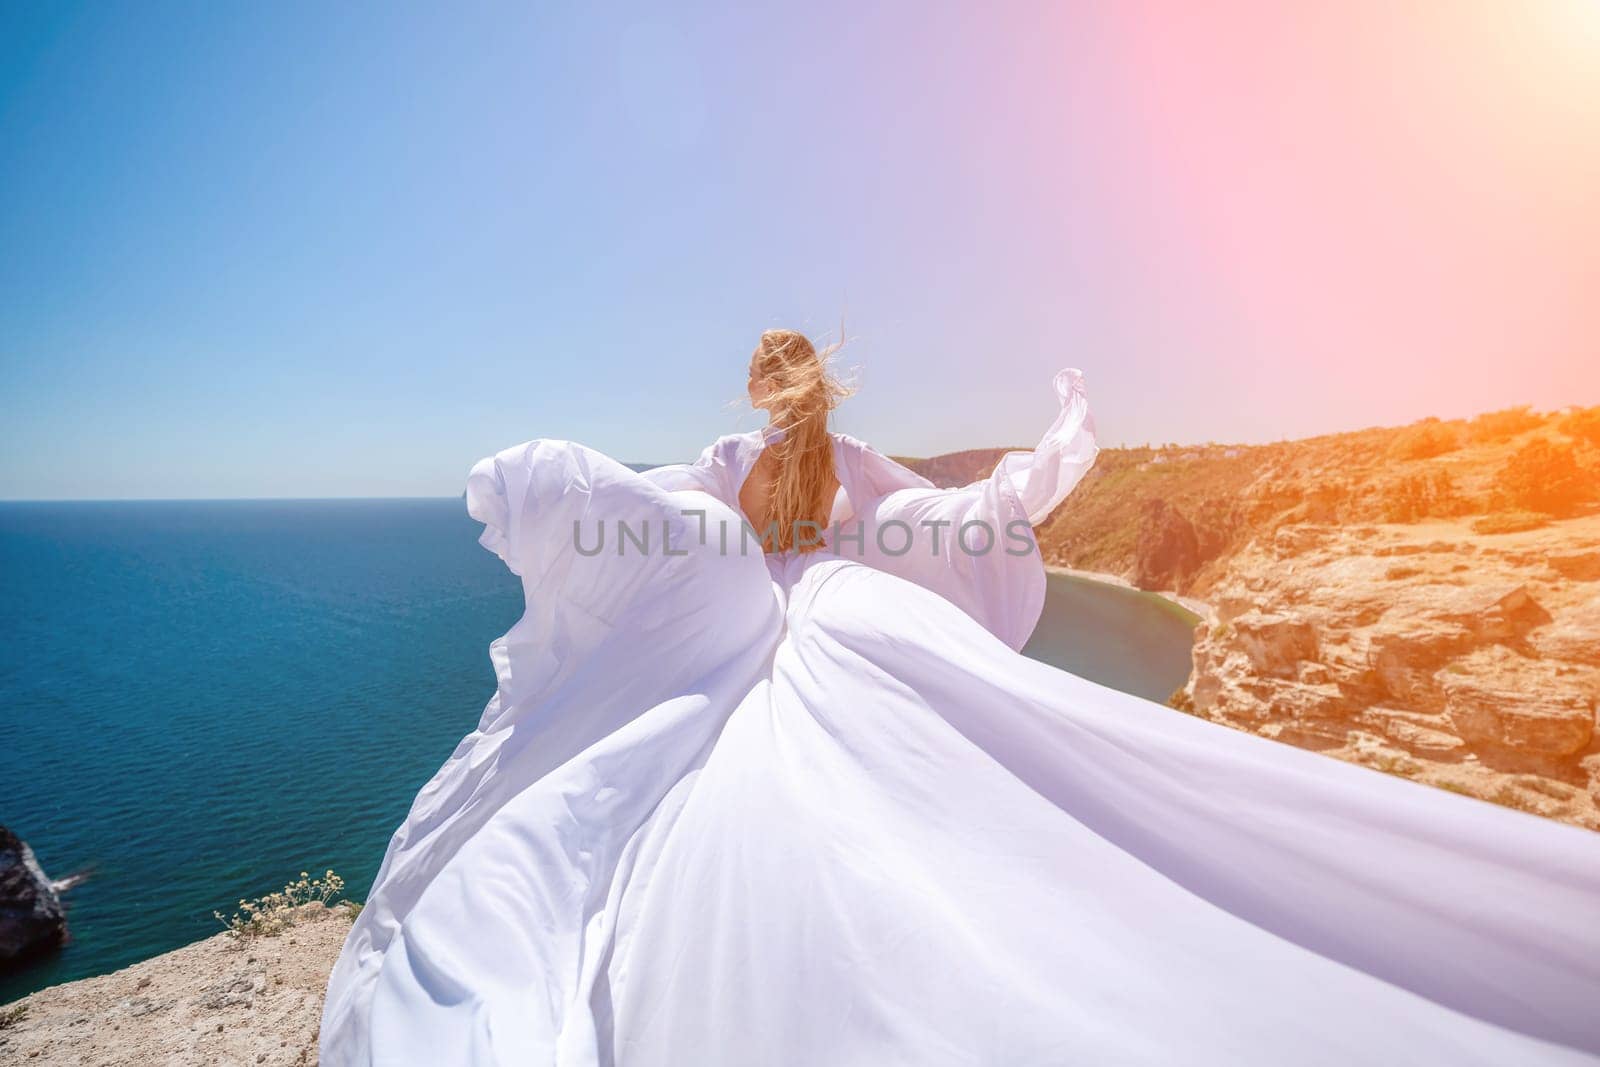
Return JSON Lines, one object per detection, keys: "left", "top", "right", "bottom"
{"left": 0, "top": 500, "right": 1194, "bottom": 1002}
{"left": 1022, "top": 570, "right": 1200, "bottom": 704}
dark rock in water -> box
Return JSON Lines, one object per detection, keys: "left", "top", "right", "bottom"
{"left": 0, "top": 825, "right": 67, "bottom": 969}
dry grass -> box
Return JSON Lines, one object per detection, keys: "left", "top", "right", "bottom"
{"left": 214, "top": 870, "right": 348, "bottom": 941}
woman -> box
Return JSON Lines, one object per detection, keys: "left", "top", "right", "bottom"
{"left": 323, "top": 330, "right": 1600, "bottom": 1066}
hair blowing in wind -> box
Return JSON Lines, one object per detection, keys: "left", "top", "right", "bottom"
{"left": 751, "top": 329, "right": 852, "bottom": 553}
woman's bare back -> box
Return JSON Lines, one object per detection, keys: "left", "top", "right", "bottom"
{"left": 738, "top": 447, "right": 840, "bottom": 551}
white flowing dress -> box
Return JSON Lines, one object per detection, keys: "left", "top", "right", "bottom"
{"left": 322, "top": 370, "right": 1600, "bottom": 1066}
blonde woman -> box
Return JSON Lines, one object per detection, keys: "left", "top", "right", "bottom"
{"left": 322, "top": 330, "right": 1600, "bottom": 1066}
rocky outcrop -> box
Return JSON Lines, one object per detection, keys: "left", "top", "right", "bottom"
{"left": 0, "top": 903, "right": 351, "bottom": 1065}
{"left": 1440, "top": 648, "right": 1595, "bottom": 757}
{"left": 911, "top": 413, "right": 1600, "bottom": 826}
{"left": 1229, "top": 611, "right": 1318, "bottom": 679}
{"left": 1017, "top": 405, "right": 1600, "bottom": 829}
{"left": 0, "top": 827, "right": 66, "bottom": 968}
{"left": 1180, "top": 516, "right": 1600, "bottom": 829}
{"left": 1546, "top": 549, "right": 1600, "bottom": 583}
{"left": 1133, "top": 499, "right": 1199, "bottom": 591}
{"left": 1533, "top": 594, "right": 1600, "bottom": 666}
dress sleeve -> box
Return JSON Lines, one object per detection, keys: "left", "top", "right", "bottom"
{"left": 996, "top": 368, "right": 1098, "bottom": 524}
{"left": 638, "top": 437, "right": 734, "bottom": 501}
{"left": 464, "top": 446, "right": 522, "bottom": 574}
{"left": 842, "top": 369, "right": 1098, "bottom": 650}
{"left": 460, "top": 437, "right": 776, "bottom": 727}
{"left": 848, "top": 438, "right": 936, "bottom": 498}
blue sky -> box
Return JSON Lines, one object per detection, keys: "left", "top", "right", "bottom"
{"left": 3, "top": 2, "right": 1597, "bottom": 498}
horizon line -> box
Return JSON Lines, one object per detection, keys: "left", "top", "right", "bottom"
{"left": 5, "top": 399, "right": 1595, "bottom": 504}
{"left": 0, "top": 495, "right": 467, "bottom": 505}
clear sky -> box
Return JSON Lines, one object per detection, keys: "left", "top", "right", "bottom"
{"left": 2, "top": 1, "right": 1597, "bottom": 499}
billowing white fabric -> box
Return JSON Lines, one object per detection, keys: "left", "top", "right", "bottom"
{"left": 322, "top": 370, "right": 1600, "bottom": 1066}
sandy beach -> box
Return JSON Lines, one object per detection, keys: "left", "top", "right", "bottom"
{"left": 1046, "top": 564, "right": 1212, "bottom": 622}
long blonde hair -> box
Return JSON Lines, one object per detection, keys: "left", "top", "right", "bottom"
{"left": 752, "top": 329, "right": 852, "bottom": 553}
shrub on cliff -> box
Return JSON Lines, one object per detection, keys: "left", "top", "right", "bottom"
{"left": 1380, "top": 470, "right": 1463, "bottom": 522}
{"left": 215, "top": 869, "right": 347, "bottom": 941}
{"left": 1467, "top": 406, "right": 1544, "bottom": 444}
{"left": 1558, "top": 406, "right": 1600, "bottom": 448}
{"left": 1388, "top": 419, "right": 1462, "bottom": 460}
{"left": 1492, "top": 439, "right": 1594, "bottom": 517}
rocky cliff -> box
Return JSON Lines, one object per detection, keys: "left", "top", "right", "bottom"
{"left": 0, "top": 904, "right": 349, "bottom": 1065}
{"left": 892, "top": 447, "right": 1018, "bottom": 489}
{"left": 1181, "top": 515, "right": 1600, "bottom": 827}
{"left": 909, "top": 405, "right": 1600, "bottom": 830}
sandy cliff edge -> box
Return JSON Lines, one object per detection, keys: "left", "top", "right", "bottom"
{"left": 0, "top": 905, "right": 349, "bottom": 1066}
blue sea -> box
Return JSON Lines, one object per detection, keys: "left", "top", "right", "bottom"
{"left": 0, "top": 499, "right": 1194, "bottom": 1002}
